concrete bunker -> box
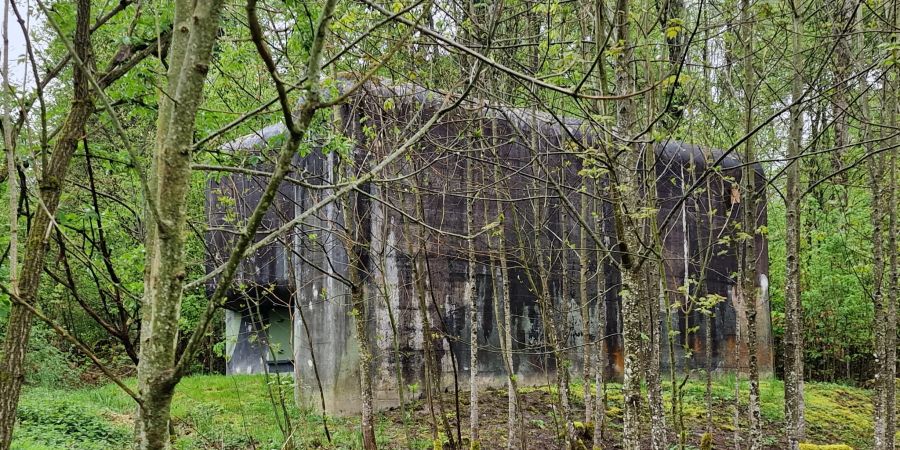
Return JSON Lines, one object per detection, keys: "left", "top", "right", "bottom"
{"left": 206, "top": 81, "right": 772, "bottom": 414}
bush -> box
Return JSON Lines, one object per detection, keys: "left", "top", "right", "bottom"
{"left": 23, "top": 325, "right": 80, "bottom": 388}
{"left": 14, "top": 401, "right": 130, "bottom": 449}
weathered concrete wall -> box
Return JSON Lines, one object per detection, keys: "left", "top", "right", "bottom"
{"left": 207, "top": 81, "right": 772, "bottom": 415}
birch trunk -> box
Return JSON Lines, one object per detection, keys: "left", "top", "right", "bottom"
{"left": 611, "top": 0, "right": 651, "bottom": 446}
{"left": 464, "top": 154, "right": 480, "bottom": 448}
{"left": 737, "top": 0, "right": 762, "bottom": 446}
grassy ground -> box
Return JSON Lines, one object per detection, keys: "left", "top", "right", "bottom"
{"left": 12, "top": 374, "right": 896, "bottom": 449}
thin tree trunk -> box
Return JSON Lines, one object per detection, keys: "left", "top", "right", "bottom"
{"left": 882, "top": 105, "right": 897, "bottom": 450}
{"left": 520, "top": 13, "right": 576, "bottom": 437}
{"left": 611, "top": 0, "right": 652, "bottom": 445}
{"left": 464, "top": 154, "right": 480, "bottom": 448}
{"left": 882, "top": 2, "right": 897, "bottom": 440}
{"left": 351, "top": 256, "right": 377, "bottom": 450}
{"left": 534, "top": 202, "right": 575, "bottom": 446}
{"left": 404, "top": 208, "right": 440, "bottom": 444}
{"left": 742, "top": 117, "right": 763, "bottom": 450}
{"left": 643, "top": 143, "right": 667, "bottom": 450}
{"left": 489, "top": 142, "right": 524, "bottom": 449}
{"left": 0, "top": 2, "right": 92, "bottom": 446}
{"left": 639, "top": 35, "right": 668, "bottom": 441}
{"left": 733, "top": 371, "right": 741, "bottom": 450}
{"left": 699, "top": 8, "right": 715, "bottom": 441}
{"left": 576, "top": 0, "right": 592, "bottom": 428}
{"left": 645, "top": 260, "right": 668, "bottom": 450}
{"left": 705, "top": 311, "right": 713, "bottom": 434}
{"left": 847, "top": 3, "right": 894, "bottom": 446}
{"left": 372, "top": 182, "right": 413, "bottom": 449}
{"left": 874, "top": 2, "right": 897, "bottom": 447}
{"left": 783, "top": 1, "right": 806, "bottom": 447}
{"left": 669, "top": 167, "right": 691, "bottom": 449}
{"left": 737, "top": 0, "right": 762, "bottom": 445}
{"left": 2, "top": 0, "right": 17, "bottom": 309}
{"left": 1, "top": 7, "right": 21, "bottom": 437}
{"left": 830, "top": 0, "right": 854, "bottom": 207}
{"left": 868, "top": 111, "right": 888, "bottom": 450}
{"left": 408, "top": 183, "right": 457, "bottom": 450}
{"left": 579, "top": 181, "right": 593, "bottom": 424}
{"left": 509, "top": 170, "right": 574, "bottom": 446}
{"left": 592, "top": 230, "right": 608, "bottom": 449}
{"left": 491, "top": 230, "right": 524, "bottom": 449}
{"left": 341, "top": 190, "right": 378, "bottom": 450}
{"left": 585, "top": 3, "right": 610, "bottom": 444}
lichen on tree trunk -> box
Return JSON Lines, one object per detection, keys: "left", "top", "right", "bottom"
{"left": 0, "top": 1, "right": 93, "bottom": 446}
{"left": 134, "top": 1, "right": 227, "bottom": 447}
{"left": 783, "top": 1, "right": 807, "bottom": 446}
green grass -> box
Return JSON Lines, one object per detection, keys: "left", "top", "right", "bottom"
{"left": 661, "top": 376, "right": 880, "bottom": 448}
{"left": 530, "top": 375, "right": 888, "bottom": 448}
{"left": 13, "top": 374, "right": 374, "bottom": 449}
{"left": 12, "top": 374, "right": 895, "bottom": 449}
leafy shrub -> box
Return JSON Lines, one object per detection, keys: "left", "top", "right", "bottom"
{"left": 14, "top": 401, "right": 130, "bottom": 449}
{"left": 23, "top": 325, "right": 80, "bottom": 388}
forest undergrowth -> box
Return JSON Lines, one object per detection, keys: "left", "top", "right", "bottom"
{"left": 11, "top": 374, "right": 897, "bottom": 449}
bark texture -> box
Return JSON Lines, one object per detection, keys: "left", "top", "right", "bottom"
{"left": 783, "top": 2, "right": 806, "bottom": 448}
{"left": 874, "top": 2, "right": 898, "bottom": 447}
{"left": 0, "top": 2, "right": 92, "bottom": 446}
{"left": 737, "top": 0, "right": 762, "bottom": 446}
{"left": 135, "top": 1, "right": 224, "bottom": 448}
{"left": 611, "top": 0, "right": 652, "bottom": 446}
{"left": 465, "top": 156, "right": 479, "bottom": 448}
